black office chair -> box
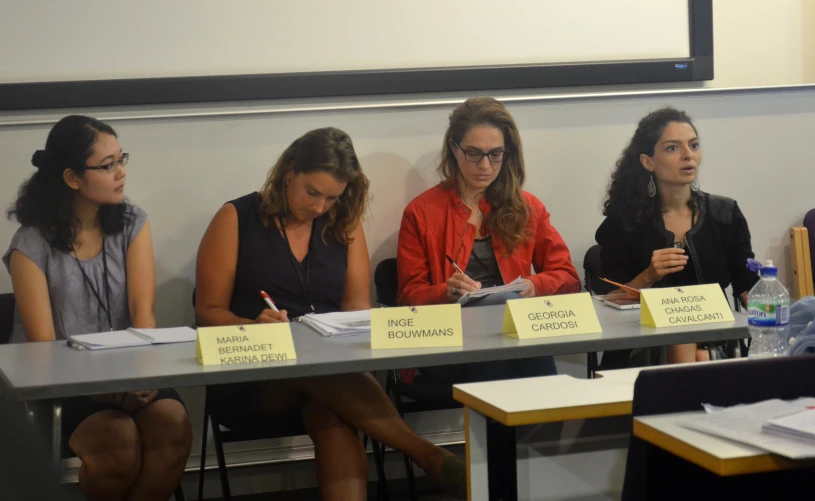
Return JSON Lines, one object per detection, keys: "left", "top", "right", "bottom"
{"left": 374, "top": 258, "right": 460, "bottom": 501}
{"left": 193, "top": 290, "right": 389, "bottom": 501}
{"left": 0, "top": 293, "right": 15, "bottom": 345}
{"left": 622, "top": 356, "right": 815, "bottom": 500}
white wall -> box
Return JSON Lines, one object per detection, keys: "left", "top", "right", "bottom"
{"left": 711, "top": 0, "right": 815, "bottom": 88}
{"left": 1, "top": 88, "right": 814, "bottom": 324}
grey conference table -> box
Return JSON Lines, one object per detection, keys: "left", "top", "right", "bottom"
{"left": 0, "top": 303, "right": 749, "bottom": 401}
{"left": 0, "top": 302, "right": 748, "bottom": 461}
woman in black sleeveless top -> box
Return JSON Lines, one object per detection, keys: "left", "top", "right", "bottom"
{"left": 195, "top": 128, "right": 465, "bottom": 500}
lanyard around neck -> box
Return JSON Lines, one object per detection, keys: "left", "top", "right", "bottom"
{"left": 277, "top": 216, "right": 316, "bottom": 313}
{"left": 73, "top": 237, "right": 113, "bottom": 331}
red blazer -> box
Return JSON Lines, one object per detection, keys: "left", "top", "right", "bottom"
{"left": 397, "top": 183, "right": 580, "bottom": 306}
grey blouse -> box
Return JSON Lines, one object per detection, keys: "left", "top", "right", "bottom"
{"left": 2, "top": 204, "right": 148, "bottom": 343}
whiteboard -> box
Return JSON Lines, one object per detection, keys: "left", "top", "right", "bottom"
{"left": 0, "top": 0, "right": 690, "bottom": 84}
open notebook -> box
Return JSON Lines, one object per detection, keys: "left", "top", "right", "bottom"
{"left": 456, "top": 276, "right": 526, "bottom": 305}
{"left": 66, "top": 327, "right": 197, "bottom": 351}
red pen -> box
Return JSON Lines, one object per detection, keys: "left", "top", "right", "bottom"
{"left": 260, "top": 290, "right": 280, "bottom": 312}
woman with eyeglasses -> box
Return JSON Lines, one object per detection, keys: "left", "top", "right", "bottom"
{"left": 4, "top": 115, "right": 192, "bottom": 500}
{"left": 396, "top": 96, "right": 580, "bottom": 385}
{"left": 595, "top": 107, "right": 759, "bottom": 365}
{"left": 195, "top": 127, "right": 466, "bottom": 500}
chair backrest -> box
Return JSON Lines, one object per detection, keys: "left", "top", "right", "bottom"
{"left": 374, "top": 258, "right": 399, "bottom": 307}
{"left": 622, "top": 356, "right": 815, "bottom": 500}
{"left": 0, "top": 293, "right": 15, "bottom": 345}
{"left": 582, "top": 245, "right": 603, "bottom": 294}
{"left": 632, "top": 355, "right": 815, "bottom": 417}
{"left": 804, "top": 209, "right": 815, "bottom": 290}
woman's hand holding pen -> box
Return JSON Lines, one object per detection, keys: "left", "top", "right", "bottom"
{"left": 255, "top": 309, "right": 289, "bottom": 323}
{"left": 446, "top": 273, "right": 481, "bottom": 302}
{"left": 256, "top": 290, "right": 289, "bottom": 323}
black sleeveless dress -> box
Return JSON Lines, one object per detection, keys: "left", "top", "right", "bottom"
{"left": 209, "top": 193, "right": 350, "bottom": 421}
{"left": 229, "top": 192, "right": 348, "bottom": 319}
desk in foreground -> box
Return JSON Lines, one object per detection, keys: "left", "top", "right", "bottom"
{"left": 454, "top": 374, "right": 634, "bottom": 426}
{"left": 633, "top": 411, "right": 815, "bottom": 476}
{"left": 454, "top": 375, "right": 638, "bottom": 501}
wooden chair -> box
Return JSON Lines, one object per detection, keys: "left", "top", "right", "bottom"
{"left": 790, "top": 226, "right": 814, "bottom": 300}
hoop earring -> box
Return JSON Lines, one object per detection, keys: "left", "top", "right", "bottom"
{"left": 647, "top": 174, "right": 657, "bottom": 198}
{"left": 691, "top": 178, "right": 700, "bottom": 192}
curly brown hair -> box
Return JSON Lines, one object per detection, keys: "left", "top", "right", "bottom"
{"left": 259, "top": 127, "right": 370, "bottom": 245}
{"left": 438, "top": 97, "right": 531, "bottom": 253}
{"left": 603, "top": 107, "right": 699, "bottom": 225}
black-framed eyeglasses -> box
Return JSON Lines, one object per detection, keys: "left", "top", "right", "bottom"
{"left": 455, "top": 142, "right": 506, "bottom": 163}
{"left": 86, "top": 153, "right": 129, "bottom": 174}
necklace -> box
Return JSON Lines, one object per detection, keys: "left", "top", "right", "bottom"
{"left": 461, "top": 198, "right": 483, "bottom": 219}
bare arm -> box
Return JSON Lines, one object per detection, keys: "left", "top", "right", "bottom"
{"left": 8, "top": 251, "right": 56, "bottom": 342}
{"left": 340, "top": 224, "right": 372, "bottom": 311}
{"left": 126, "top": 220, "right": 156, "bottom": 328}
{"left": 195, "top": 204, "right": 287, "bottom": 326}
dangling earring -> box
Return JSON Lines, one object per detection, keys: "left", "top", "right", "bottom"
{"left": 691, "top": 177, "right": 700, "bottom": 192}
{"left": 647, "top": 174, "right": 657, "bottom": 198}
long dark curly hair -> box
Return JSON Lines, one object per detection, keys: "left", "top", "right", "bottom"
{"left": 7, "top": 115, "right": 129, "bottom": 252}
{"left": 603, "top": 107, "right": 698, "bottom": 225}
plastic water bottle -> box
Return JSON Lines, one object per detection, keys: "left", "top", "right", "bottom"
{"left": 746, "top": 259, "right": 790, "bottom": 359}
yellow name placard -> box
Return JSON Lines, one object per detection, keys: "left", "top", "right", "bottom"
{"left": 371, "top": 304, "right": 463, "bottom": 349}
{"left": 196, "top": 324, "right": 297, "bottom": 365}
{"left": 640, "top": 284, "right": 735, "bottom": 328}
{"left": 502, "top": 293, "right": 602, "bottom": 339}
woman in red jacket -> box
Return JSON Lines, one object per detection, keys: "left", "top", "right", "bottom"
{"left": 396, "top": 96, "right": 580, "bottom": 384}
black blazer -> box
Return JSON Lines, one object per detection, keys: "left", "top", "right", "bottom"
{"left": 595, "top": 191, "right": 759, "bottom": 298}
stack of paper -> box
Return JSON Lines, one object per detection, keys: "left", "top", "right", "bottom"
{"left": 299, "top": 310, "right": 371, "bottom": 337}
{"left": 679, "top": 398, "right": 815, "bottom": 459}
{"left": 457, "top": 276, "right": 526, "bottom": 305}
{"left": 763, "top": 408, "right": 815, "bottom": 443}
{"left": 67, "top": 327, "right": 198, "bottom": 350}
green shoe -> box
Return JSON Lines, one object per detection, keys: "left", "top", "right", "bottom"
{"left": 440, "top": 455, "right": 467, "bottom": 499}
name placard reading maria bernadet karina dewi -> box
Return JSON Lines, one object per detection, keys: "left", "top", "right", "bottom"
{"left": 196, "top": 324, "right": 297, "bottom": 365}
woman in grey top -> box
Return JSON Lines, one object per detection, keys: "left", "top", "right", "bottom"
{"left": 4, "top": 116, "right": 192, "bottom": 500}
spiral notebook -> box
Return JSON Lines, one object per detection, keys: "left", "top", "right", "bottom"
{"left": 66, "top": 327, "right": 197, "bottom": 351}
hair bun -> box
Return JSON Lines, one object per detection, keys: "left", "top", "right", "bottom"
{"left": 31, "top": 150, "right": 58, "bottom": 170}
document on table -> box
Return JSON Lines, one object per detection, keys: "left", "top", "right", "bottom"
{"left": 679, "top": 398, "right": 815, "bottom": 459}
{"left": 299, "top": 310, "right": 371, "bottom": 337}
{"left": 763, "top": 408, "right": 815, "bottom": 443}
{"left": 457, "top": 276, "right": 526, "bottom": 305}
{"left": 67, "top": 327, "right": 198, "bottom": 350}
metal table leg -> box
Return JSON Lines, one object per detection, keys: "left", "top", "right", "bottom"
{"left": 465, "top": 408, "right": 489, "bottom": 500}
{"left": 487, "top": 419, "right": 517, "bottom": 501}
